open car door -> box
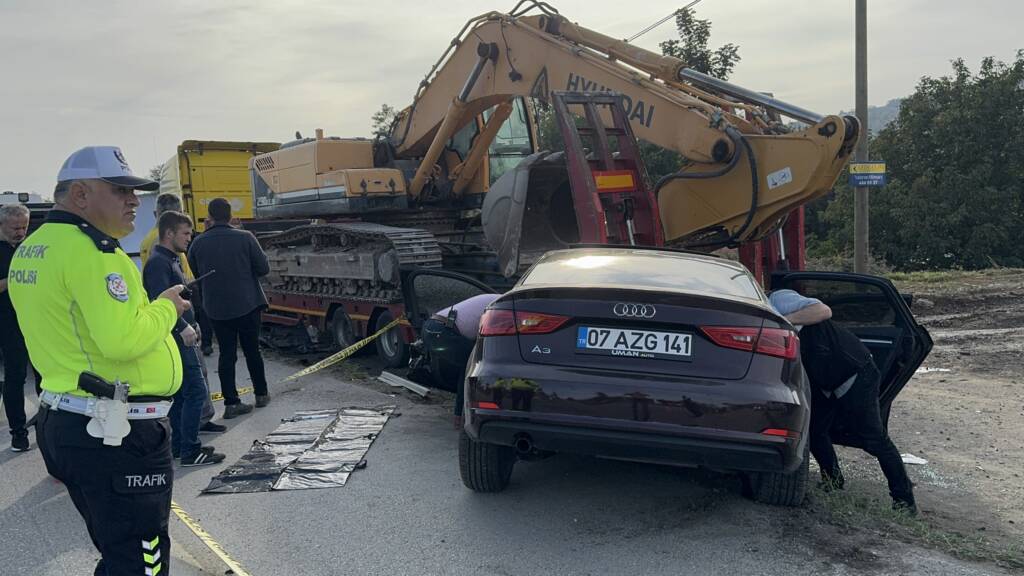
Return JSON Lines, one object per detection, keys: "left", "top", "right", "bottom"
{"left": 400, "top": 268, "right": 497, "bottom": 331}
{"left": 400, "top": 268, "right": 498, "bottom": 392}
{"left": 771, "top": 272, "right": 933, "bottom": 447}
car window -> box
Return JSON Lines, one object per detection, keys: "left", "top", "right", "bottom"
{"left": 412, "top": 274, "right": 491, "bottom": 318}
{"left": 788, "top": 279, "right": 896, "bottom": 327}
{"left": 521, "top": 251, "right": 763, "bottom": 300}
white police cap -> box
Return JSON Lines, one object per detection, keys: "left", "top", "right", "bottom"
{"left": 57, "top": 146, "right": 158, "bottom": 191}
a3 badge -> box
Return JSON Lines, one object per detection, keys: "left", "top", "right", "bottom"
{"left": 106, "top": 273, "right": 129, "bottom": 302}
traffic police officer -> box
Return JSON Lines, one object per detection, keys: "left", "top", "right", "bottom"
{"left": 9, "top": 146, "right": 191, "bottom": 575}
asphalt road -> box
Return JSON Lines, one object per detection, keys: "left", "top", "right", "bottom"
{"left": 0, "top": 351, "right": 1011, "bottom": 576}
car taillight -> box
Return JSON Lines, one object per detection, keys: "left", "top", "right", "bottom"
{"left": 516, "top": 311, "right": 569, "bottom": 334}
{"left": 479, "top": 309, "right": 517, "bottom": 336}
{"left": 701, "top": 326, "right": 759, "bottom": 352}
{"left": 479, "top": 309, "right": 569, "bottom": 336}
{"left": 700, "top": 326, "right": 798, "bottom": 360}
{"left": 755, "top": 328, "right": 799, "bottom": 359}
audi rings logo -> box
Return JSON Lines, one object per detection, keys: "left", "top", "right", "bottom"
{"left": 613, "top": 303, "right": 656, "bottom": 318}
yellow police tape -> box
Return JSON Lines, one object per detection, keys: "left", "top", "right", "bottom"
{"left": 210, "top": 386, "right": 255, "bottom": 403}
{"left": 278, "top": 315, "right": 405, "bottom": 383}
{"left": 170, "top": 501, "right": 253, "bottom": 576}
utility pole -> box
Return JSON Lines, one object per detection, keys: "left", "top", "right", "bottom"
{"left": 854, "top": 0, "right": 869, "bottom": 273}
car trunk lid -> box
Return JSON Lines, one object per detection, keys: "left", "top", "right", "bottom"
{"left": 505, "top": 288, "right": 766, "bottom": 380}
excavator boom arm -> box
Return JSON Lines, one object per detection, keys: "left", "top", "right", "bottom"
{"left": 390, "top": 4, "right": 859, "bottom": 248}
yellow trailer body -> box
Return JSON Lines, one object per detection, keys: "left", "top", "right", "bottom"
{"left": 160, "top": 140, "right": 279, "bottom": 226}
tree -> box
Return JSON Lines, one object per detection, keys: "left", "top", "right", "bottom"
{"left": 639, "top": 7, "right": 741, "bottom": 182}
{"left": 815, "top": 52, "right": 1024, "bottom": 270}
{"left": 371, "top": 104, "right": 399, "bottom": 139}
{"left": 149, "top": 165, "right": 162, "bottom": 183}
{"left": 659, "top": 8, "right": 741, "bottom": 80}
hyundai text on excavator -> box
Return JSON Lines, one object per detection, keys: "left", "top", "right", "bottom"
{"left": 242, "top": 1, "right": 860, "bottom": 367}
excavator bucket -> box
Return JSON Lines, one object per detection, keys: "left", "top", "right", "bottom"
{"left": 482, "top": 151, "right": 576, "bottom": 277}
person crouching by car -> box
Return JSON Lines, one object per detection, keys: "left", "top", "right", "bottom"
{"left": 769, "top": 288, "right": 917, "bottom": 515}
{"left": 419, "top": 294, "right": 501, "bottom": 421}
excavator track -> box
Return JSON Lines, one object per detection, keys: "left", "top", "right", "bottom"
{"left": 260, "top": 222, "right": 442, "bottom": 304}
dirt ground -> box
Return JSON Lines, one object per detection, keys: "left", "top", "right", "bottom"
{"left": 826, "top": 268, "right": 1024, "bottom": 568}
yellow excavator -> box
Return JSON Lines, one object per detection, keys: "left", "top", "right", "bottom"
{"left": 247, "top": 1, "right": 858, "bottom": 364}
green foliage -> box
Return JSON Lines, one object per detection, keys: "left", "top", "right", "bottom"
{"left": 371, "top": 104, "right": 398, "bottom": 139}
{"left": 643, "top": 6, "right": 740, "bottom": 181}
{"left": 815, "top": 52, "right": 1024, "bottom": 270}
{"left": 533, "top": 102, "right": 562, "bottom": 152}
{"left": 659, "top": 8, "right": 741, "bottom": 80}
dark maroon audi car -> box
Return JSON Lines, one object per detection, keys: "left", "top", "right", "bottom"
{"left": 448, "top": 246, "right": 931, "bottom": 506}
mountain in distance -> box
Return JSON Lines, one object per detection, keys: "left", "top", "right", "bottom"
{"left": 785, "top": 98, "right": 903, "bottom": 136}
{"left": 841, "top": 98, "right": 903, "bottom": 136}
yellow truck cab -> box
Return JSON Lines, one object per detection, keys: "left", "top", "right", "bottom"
{"left": 159, "top": 141, "right": 280, "bottom": 227}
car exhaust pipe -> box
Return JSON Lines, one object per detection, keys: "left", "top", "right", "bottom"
{"left": 513, "top": 435, "right": 534, "bottom": 455}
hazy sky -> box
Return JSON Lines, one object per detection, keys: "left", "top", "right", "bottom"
{"left": 2, "top": 0, "right": 1021, "bottom": 197}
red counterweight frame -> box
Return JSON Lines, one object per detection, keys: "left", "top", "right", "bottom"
{"left": 738, "top": 207, "right": 806, "bottom": 287}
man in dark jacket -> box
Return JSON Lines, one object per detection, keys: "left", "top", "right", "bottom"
{"left": 143, "top": 211, "right": 226, "bottom": 465}
{"left": 770, "top": 289, "right": 916, "bottom": 514}
{"left": 187, "top": 198, "right": 271, "bottom": 418}
{"left": 0, "top": 203, "right": 40, "bottom": 452}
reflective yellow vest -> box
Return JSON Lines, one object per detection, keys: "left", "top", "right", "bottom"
{"left": 9, "top": 211, "right": 182, "bottom": 398}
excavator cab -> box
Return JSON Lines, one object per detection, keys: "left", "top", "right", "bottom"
{"left": 482, "top": 91, "right": 662, "bottom": 277}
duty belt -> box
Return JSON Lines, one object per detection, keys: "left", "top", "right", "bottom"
{"left": 40, "top": 391, "right": 171, "bottom": 419}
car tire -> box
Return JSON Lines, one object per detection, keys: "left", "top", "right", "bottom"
{"left": 746, "top": 441, "right": 809, "bottom": 507}
{"left": 459, "top": 431, "right": 515, "bottom": 492}
{"left": 374, "top": 310, "right": 408, "bottom": 368}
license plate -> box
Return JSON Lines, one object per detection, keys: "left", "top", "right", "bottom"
{"left": 575, "top": 326, "right": 692, "bottom": 360}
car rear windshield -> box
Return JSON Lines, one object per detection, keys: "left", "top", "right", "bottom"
{"left": 521, "top": 251, "right": 763, "bottom": 300}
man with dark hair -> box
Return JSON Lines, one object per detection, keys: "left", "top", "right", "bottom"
{"left": 140, "top": 193, "right": 216, "bottom": 355}
{"left": 188, "top": 198, "right": 271, "bottom": 418}
{"left": 144, "top": 211, "right": 226, "bottom": 466}
{"left": 770, "top": 289, "right": 917, "bottom": 515}
{"left": 139, "top": 192, "right": 224, "bottom": 432}
{"left": 0, "top": 203, "right": 40, "bottom": 451}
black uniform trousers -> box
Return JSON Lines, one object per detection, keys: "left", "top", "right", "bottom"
{"left": 211, "top": 308, "right": 268, "bottom": 405}
{"left": 808, "top": 362, "right": 915, "bottom": 505}
{"left": 36, "top": 407, "right": 173, "bottom": 576}
{"left": 0, "top": 323, "right": 40, "bottom": 437}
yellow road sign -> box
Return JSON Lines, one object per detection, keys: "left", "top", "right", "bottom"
{"left": 849, "top": 162, "right": 886, "bottom": 174}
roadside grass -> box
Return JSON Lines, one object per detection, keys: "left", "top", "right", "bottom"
{"left": 886, "top": 268, "right": 1024, "bottom": 286}
{"left": 811, "top": 487, "right": 1024, "bottom": 570}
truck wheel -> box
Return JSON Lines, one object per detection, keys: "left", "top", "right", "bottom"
{"left": 745, "top": 442, "right": 809, "bottom": 507}
{"left": 331, "top": 308, "right": 357, "bottom": 351}
{"left": 374, "top": 310, "right": 408, "bottom": 368}
{"left": 459, "top": 431, "right": 515, "bottom": 492}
